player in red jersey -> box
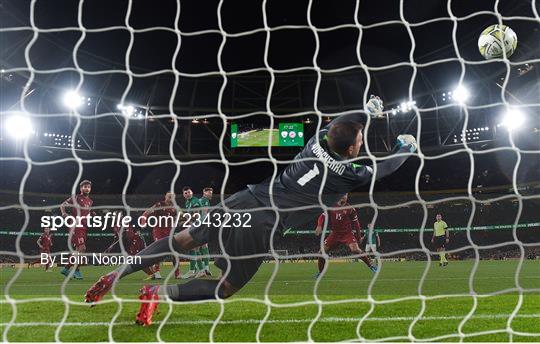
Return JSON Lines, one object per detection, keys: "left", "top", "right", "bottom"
{"left": 314, "top": 193, "right": 376, "bottom": 278}
{"left": 108, "top": 211, "right": 148, "bottom": 256}
{"left": 140, "top": 192, "right": 180, "bottom": 279}
{"left": 29, "top": 227, "right": 53, "bottom": 271}
{"left": 107, "top": 211, "right": 152, "bottom": 278}
{"left": 60, "top": 180, "right": 93, "bottom": 280}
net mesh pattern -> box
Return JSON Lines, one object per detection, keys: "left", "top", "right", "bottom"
{"left": 1, "top": 0, "right": 540, "bottom": 342}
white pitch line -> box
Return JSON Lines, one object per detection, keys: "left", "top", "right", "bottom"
{"left": 3, "top": 274, "right": 539, "bottom": 288}
{"left": 1, "top": 314, "right": 539, "bottom": 327}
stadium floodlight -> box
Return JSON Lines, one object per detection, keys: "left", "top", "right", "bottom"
{"left": 397, "top": 101, "right": 416, "bottom": 112}
{"left": 500, "top": 108, "right": 525, "bottom": 130}
{"left": 6, "top": 114, "right": 33, "bottom": 139}
{"left": 452, "top": 85, "right": 470, "bottom": 104}
{"left": 117, "top": 104, "right": 136, "bottom": 117}
{"left": 63, "top": 90, "right": 83, "bottom": 109}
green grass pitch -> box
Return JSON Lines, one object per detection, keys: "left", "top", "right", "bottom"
{"left": 1, "top": 260, "right": 539, "bottom": 342}
{"left": 237, "top": 129, "right": 279, "bottom": 147}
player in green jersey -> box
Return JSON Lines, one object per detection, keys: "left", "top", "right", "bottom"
{"left": 182, "top": 186, "right": 203, "bottom": 279}
{"left": 195, "top": 187, "right": 213, "bottom": 277}
{"left": 361, "top": 223, "right": 381, "bottom": 255}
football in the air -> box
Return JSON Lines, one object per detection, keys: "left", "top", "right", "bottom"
{"left": 478, "top": 24, "right": 517, "bottom": 59}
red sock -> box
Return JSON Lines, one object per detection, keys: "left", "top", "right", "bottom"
{"left": 318, "top": 257, "right": 326, "bottom": 273}
{"left": 154, "top": 263, "right": 160, "bottom": 273}
{"left": 174, "top": 267, "right": 181, "bottom": 278}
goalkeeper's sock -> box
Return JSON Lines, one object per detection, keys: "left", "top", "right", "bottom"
{"left": 117, "top": 237, "right": 181, "bottom": 278}
{"left": 441, "top": 253, "right": 448, "bottom": 263}
{"left": 200, "top": 246, "right": 210, "bottom": 269}
{"left": 317, "top": 257, "right": 326, "bottom": 273}
{"left": 189, "top": 250, "right": 197, "bottom": 271}
{"left": 164, "top": 279, "right": 225, "bottom": 301}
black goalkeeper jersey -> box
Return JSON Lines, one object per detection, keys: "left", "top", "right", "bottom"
{"left": 247, "top": 113, "right": 412, "bottom": 229}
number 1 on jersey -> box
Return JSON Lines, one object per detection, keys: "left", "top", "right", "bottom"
{"left": 297, "top": 164, "right": 320, "bottom": 186}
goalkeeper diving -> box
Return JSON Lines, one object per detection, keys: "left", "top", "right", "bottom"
{"left": 85, "top": 97, "right": 418, "bottom": 326}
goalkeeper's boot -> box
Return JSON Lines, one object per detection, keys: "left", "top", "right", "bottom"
{"left": 135, "top": 285, "right": 160, "bottom": 326}
{"left": 369, "top": 265, "right": 378, "bottom": 273}
{"left": 73, "top": 270, "right": 83, "bottom": 280}
{"left": 85, "top": 271, "right": 119, "bottom": 304}
{"left": 195, "top": 270, "right": 206, "bottom": 279}
{"left": 60, "top": 267, "right": 70, "bottom": 277}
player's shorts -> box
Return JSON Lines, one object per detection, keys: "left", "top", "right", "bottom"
{"left": 40, "top": 248, "right": 51, "bottom": 254}
{"left": 434, "top": 235, "right": 446, "bottom": 249}
{"left": 324, "top": 231, "right": 357, "bottom": 250}
{"left": 364, "top": 244, "right": 377, "bottom": 253}
{"left": 69, "top": 228, "right": 87, "bottom": 248}
{"left": 189, "top": 189, "right": 274, "bottom": 289}
{"left": 152, "top": 228, "right": 172, "bottom": 241}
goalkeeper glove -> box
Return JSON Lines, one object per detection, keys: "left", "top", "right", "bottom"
{"left": 397, "top": 134, "right": 417, "bottom": 153}
{"left": 366, "top": 95, "right": 384, "bottom": 116}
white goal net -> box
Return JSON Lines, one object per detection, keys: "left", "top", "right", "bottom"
{"left": 1, "top": 0, "right": 539, "bottom": 342}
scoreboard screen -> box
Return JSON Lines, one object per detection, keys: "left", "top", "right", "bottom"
{"left": 231, "top": 122, "right": 304, "bottom": 148}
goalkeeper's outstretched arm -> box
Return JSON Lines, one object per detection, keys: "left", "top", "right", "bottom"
{"left": 323, "top": 95, "right": 417, "bottom": 184}
{"left": 324, "top": 94, "right": 384, "bottom": 128}
{"left": 351, "top": 134, "right": 417, "bottom": 185}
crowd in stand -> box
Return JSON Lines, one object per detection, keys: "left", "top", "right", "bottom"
{"left": 1, "top": 173, "right": 539, "bottom": 263}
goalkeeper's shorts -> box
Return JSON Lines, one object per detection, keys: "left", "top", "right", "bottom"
{"left": 189, "top": 188, "right": 275, "bottom": 289}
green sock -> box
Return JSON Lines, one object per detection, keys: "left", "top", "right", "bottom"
{"left": 439, "top": 252, "right": 445, "bottom": 263}
{"left": 196, "top": 249, "right": 204, "bottom": 271}
{"left": 189, "top": 250, "right": 197, "bottom": 271}
{"left": 200, "top": 245, "right": 210, "bottom": 269}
